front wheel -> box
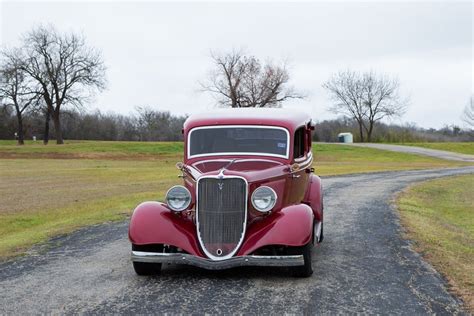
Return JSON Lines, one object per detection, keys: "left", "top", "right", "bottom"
{"left": 290, "top": 242, "right": 313, "bottom": 278}
{"left": 132, "top": 244, "right": 163, "bottom": 276}
{"left": 133, "top": 261, "right": 162, "bottom": 276}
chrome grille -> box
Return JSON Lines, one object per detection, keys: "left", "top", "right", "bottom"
{"left": 197, "top": 177, "right": 247, "bottom": 260}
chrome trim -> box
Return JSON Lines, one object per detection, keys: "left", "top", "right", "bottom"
{"left": 217, "top": 168, "right": 225, "bottom": 178}
{"left": 131, "top": 251, "right": 305, "bottom": 270}
{"left": 187, "top": 125, "right": 290, "bottom": 159}
{"left": 196, "top": 175, "right": 248, "bottom": 261}
{"left": 293, "top": 151, "right": 313, "bottom": 170}
{"left": 294, "top": 151, "right": 313, "bottom": 165}
{"left": 251, "top": 186, "right": 277, "bottom": 213}
{"left": 165, "top": 185, "right": 191, "bottom": 212}
{"left": 193, "top": 158, "right": 285, "bottom": 165}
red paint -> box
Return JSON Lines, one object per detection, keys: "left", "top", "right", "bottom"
{"left": 237, "top": 204, "right": 314, "bottom": 255}
{"left": 183, "top": 109, "right": 310, "bottom": 164}
{"left": 129, "top": 202, "right": 204, "bottom": 256}
{"left": 303, "top": 174, "right": 323, "bottom": 222}
{"left": 129, "top": 202, "right": 314, "bottom": 257}
{"left": 128, "top": 109, "right": 323, "bottom": 260}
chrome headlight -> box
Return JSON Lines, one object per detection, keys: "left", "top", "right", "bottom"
{"left": 251, "top": 186, "right": 277, "bottom": 212}
{"left": 166, "top": 185, "right": 191, "bottom": 212}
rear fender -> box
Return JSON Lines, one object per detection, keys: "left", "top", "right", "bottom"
{"left": 128, "top": 202, "right": 203, "bottom": 256}
{"left": 237, "top": 203, "right": 314, "bottom": 256}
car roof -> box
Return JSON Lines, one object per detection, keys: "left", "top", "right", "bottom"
{"left": 183, "top": 108, "right": 311, "bottom": 133}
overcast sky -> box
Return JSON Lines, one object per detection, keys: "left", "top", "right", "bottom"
{"left": 1, "top": 1, "right": 472, "bottom": 128}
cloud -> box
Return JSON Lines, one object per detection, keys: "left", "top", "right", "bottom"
{"left": 1, "top": 1, "right": 471, "bottom": 128}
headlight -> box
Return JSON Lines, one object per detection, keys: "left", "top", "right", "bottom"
{"left": 251, "top": 186, "right": 277, "bottom": 212}
{"left": 166, "top": 185, "right": 191, "bottom": 212}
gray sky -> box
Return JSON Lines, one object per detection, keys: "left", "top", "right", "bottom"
{"left": 1, "top": 1, "right": 472, "bottom": 128}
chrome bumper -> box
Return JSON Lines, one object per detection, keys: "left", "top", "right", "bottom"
{"left": 131, "top": 251, "right": 304, "bottom": 270}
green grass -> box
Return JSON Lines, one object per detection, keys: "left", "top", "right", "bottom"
{"left": 312, "top": 143, "right": 468, "bottom": 175}
{"left": 0, "top": 140, "right": 183, "bottom": 157}
{"left": 398, "top": 142, "right": 474, "bottom": 155}
{"left": 0, "top": 158, "right": 181, "bottom": 258}
{"left": 0, "top": 141, "right": 471, "bottom": 259}
{"left": 397, "top": 175, "right": 474, "bottom": 312}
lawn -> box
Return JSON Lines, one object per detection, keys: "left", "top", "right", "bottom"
{"left": 0, "top": 158, "right": 180, "bottom": 259}
{"left": 0, "top": 140, "right": 183, "bottom": 158}
{"left": 313, "top": 143, "right": 469, "bottom": 175}
{"left": 0, "top": 140, "right": 471, "bottom": 259}
{"left": 397, "top": 175, "right": 474, "bottom": 312}
{"left": 398, "top": 142, "right": 474, "bottom": 155}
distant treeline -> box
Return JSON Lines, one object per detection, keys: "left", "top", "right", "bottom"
{"left": 0, "top": 106, "right": 187, "bottom": 142}
{"left": 314, "top": 118, "right": 474, "bottom": 143}
{"left": 0, "top": 106, "right": 472, "bottom": 143}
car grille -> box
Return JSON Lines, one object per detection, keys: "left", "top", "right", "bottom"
{"left": 197, "top": 177, "right": 247, "bottom": 259}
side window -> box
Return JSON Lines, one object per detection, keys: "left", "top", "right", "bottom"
{"left": 306, "top": 129, "right": 312, "bottom": 151}
{"left": 293, "top": 127, "right": 305, "bottom": 159}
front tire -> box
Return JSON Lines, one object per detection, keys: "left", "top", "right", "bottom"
{"left": 133, "top": 261, "right": 162, "bottom": 276}
{"left": 290, "top": 242, "right": 313, "bottom": 278}
{"left": 132, "top": 244, "right": 163, "bottom": 276}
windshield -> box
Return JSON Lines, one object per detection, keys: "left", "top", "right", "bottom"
{"left": 188, "top": 126, "right": 289, "bottom": 158}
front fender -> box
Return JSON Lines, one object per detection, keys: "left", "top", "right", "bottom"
{"left": 128, "top": 201, "right": 204, "bottom": 257}
{"left": 303, "top": 174, "right": 323, "bottom": 222}
{"left": 237, "top": 204, "right": 314, "bottom": 256}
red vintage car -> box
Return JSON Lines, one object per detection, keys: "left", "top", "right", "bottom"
{"left": 129, "top": 109, "right": 324, "bottom": 277}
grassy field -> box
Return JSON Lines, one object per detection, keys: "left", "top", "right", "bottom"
{"left": 397, "top": 175, "right": 474, "bottom": 312}
{"left": 0, "top": 140, "right": 471, "bottom": 259}
{"left": 398, "top": 142, "right": 474, "bottom": 155}
{"left": 0, "top": 140, "right": 182, "bottom": 158}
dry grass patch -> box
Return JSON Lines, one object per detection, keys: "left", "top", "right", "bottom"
{"left": 397, "top": 174, "right": 474, "bottom": 312}
{"left": 0, "top": 157, "right": 181, "bottom": 258}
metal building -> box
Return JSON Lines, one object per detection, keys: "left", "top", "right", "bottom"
{"left": 338, "top": 132, "right": 353, "bottom": 143}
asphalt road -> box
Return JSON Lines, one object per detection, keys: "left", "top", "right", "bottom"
{"left": 1, "top": 167, "right": 473, "bottom": 314}
{"left": 348, "top": 143, "right": 474, "bottom": 162}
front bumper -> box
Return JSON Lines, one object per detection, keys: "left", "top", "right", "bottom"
{"left": 131, "top": 251, "right": 304, "bottom": 270}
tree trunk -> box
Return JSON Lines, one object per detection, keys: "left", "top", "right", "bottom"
{"left": 53, "top": 111, "right": 64, "bottom": 144}
{"left": 357, "top": 121, "right": 365, "bottom": 142}
{"left": 367, "top": 122, "right": 374, "bottom": 142}
{"left": 43, "top": 110, "right": 50, "bottom": 145}
{"left": 15, "top": 110, "right": 25, "bottom": 145}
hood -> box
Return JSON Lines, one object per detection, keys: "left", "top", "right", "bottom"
{"left": 189, "top": 159, "right": 289, "bottom": 183}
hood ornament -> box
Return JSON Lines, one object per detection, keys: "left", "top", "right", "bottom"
{"left": 217, "top": 169, "right": 224, "bottom": 179}
{"left": 217, "top": 159, "right": 238, "bottom": 179}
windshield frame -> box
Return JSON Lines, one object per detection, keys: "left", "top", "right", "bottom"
{"left": 187, "top": 125, "right": 290, "bottom": 160}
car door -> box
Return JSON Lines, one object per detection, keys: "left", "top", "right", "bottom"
{"left": 288, "top": 126, "right": 312, "bottom": 203}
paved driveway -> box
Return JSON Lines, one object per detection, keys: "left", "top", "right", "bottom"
{"left": 0, "top": 167, "right": 473, "bottom": 314}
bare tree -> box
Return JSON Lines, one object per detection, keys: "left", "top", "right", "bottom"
{"left": 461, "top": 96, "right": 474, "bottom": 128}
{"left": 323, "top": 70, "right": 408, "bottom": 142}
{"left": 0, "top": 50, "right": 40, "bottom": 145}
{"left": 19, "top": 25, "right": 106, "bottom": 144}
{"left": 135, "top": 106, "right": 187, "bottom": 141}
{"left": 202, "top": 50, "right": 303, "bottom": 108}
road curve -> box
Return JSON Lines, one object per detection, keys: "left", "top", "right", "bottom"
{"left": 348, "top": 143, "right": 474, "bottom": 162}
{"left": 1, "top": 167, "right": 473, "bottom": 314}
